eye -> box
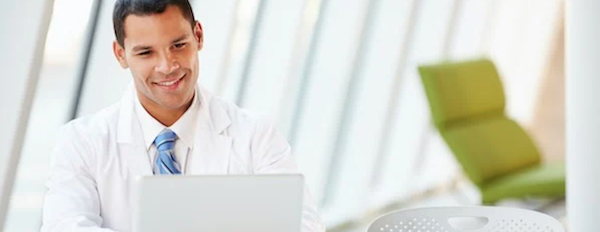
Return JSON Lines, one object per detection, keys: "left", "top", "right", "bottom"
{"left": 137, "top": 51, "right": 152, "bottom": 56}
{"left": 174, "top": 43, "right": 186, "bottom": 49}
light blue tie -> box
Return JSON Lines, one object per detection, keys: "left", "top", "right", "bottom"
{"left": 154, "top": 129, "right": 182, "bottom": 175}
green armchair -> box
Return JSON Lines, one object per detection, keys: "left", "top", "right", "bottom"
{"left": 418, "top": 58, "right": 565, "bottom": 204}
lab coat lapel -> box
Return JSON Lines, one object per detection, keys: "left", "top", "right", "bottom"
{"left": 189, "top": 86, "right": 232, "bottom": 175}
{"left": 117, "top": 85, "right": 153, "bottom": 177}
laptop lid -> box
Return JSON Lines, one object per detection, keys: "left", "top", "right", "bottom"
{"left": 132, "top": 174, "right": 304, "bottom": 232}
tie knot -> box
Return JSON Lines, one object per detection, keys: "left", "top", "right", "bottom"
{"left": 154, "top": 129, "right": 177, "bottom": 151}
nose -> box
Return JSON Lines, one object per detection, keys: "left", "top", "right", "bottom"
{"left": 155, "top": 51, "right": 180, "bottom": 75}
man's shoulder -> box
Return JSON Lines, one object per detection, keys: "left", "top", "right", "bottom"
{"left": 60, "top": 102, "right": 121, "bottom": 139}
{"left": 208, "top": 94, "right": 276, "bottom": 135}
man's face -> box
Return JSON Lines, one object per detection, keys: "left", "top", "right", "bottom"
{"left": 113, "top": 5, "right": 203, "bottom": 112}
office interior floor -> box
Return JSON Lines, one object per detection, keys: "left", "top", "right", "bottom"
{"left": 332, "top": 180, "right": 567, "bottom": 232}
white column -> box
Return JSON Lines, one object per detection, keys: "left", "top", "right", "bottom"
{"left": 566, "top": 1, "right": 600, "bottom": 231}
{"left": 0, "top": 0, "right": 54, "bottom": 229}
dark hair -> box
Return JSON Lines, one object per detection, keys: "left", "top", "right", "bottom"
{"left": 113, "top": 0, "right": 196, "bottom": 47}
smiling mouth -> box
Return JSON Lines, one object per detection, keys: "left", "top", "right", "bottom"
{"left": 155, "top": 74, "right": 184, "bottom": 86}
{"left": 153, "top": 74, "right": 185, "bottom": 90}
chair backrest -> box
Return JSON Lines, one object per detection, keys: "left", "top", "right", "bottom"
{"left": 418, "top": 59, "right": 505, "bottom": 129}
{"left": 367, "top": 206, "right": 565, "bottom": 232}
{"left": 418, "top": 59, "right": 541, "bottom": 186}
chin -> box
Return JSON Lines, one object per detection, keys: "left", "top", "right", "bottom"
{"left": 163, "top": 94, "right": 193, "bottom": 109}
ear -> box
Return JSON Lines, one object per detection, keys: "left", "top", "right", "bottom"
{"left": 113, "top": 41, "right": 129, "bottom": 68}
{"left": 194, "top": 21, "right": 204, "bottom": 51}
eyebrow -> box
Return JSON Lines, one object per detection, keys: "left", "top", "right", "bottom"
{"left": 171, "top": 34, "right": 189, "bottom": 44}
{"left": 132, "top": 45, "right": 151, "bottom": 52}
{"left": 131, "top": 34, "right": 190, "bottom": 52}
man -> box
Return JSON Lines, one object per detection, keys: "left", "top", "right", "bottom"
{"left": 40, "top": 0, "right": 325, "bottom": 231}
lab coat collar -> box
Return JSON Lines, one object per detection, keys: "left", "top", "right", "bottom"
{"left": 189, "top": 83, "right": 232, "bottom": 175}
{"left": 117, "top": 82, "right": 232, "bottom": 176}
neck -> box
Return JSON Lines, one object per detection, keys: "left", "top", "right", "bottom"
{"left": 138, "top": 93, "right": 194, "bottom": 127}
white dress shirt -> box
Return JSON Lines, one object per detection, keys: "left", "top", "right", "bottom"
{"left": 133, "top": 90, "right": 200, "bottom": 174}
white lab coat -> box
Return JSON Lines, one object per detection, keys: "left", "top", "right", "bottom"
{"left": 41, "top": 84, "right": 325, "bottom": 232}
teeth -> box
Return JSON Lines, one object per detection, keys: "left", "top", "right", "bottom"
{"left": 157, "top": 78, "right": 179, "bottom": 86}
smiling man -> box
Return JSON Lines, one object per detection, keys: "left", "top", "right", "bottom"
{"left": 40, "top": 0, "right": 325, "bottom": 231}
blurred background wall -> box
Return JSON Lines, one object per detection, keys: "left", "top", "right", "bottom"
{"left": 2, "top": 0, "right": 565, "bottom": 231}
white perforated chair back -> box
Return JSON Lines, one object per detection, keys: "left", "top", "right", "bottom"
{"left": 367, "top": 206, "right": 564, "bottom": 232}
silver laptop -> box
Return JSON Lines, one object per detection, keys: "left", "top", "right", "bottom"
{"left": 132, "top": 174, "right": 304, "bottom": 232}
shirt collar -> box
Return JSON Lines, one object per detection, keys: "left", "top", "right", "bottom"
{"left": 134, "top": 88, "right": 200, "bottom": 151}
